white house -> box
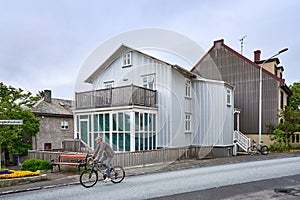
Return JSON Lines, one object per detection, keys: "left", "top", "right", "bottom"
{"left": 73, "top": 44, "right": 234, "bottom": 156}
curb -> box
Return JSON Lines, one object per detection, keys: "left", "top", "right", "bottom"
{"left": 0, "top": 174, "right": 48, "bottom": 188}
{"left": 0, "top": 176, "right": 79, "bottom": 195}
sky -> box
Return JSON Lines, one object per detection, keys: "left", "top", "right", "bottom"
{"left": 1, "top": 0, "right": 299, "bottom": 99}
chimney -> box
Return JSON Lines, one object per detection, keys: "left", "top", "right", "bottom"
{"left": 254, "top": 50, "right": 261, "bottom": 62}
{"left": 44, "top": 90, "right": 52, "bottom": 103}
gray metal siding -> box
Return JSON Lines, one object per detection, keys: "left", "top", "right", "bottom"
{"left": 193, "top": 46, "right": 279, "bottom": 134}
{"left": 192, "top": 81, "right": 234, "bottom": 146}
{"left": 89, "top": 49, "right": 234, "bottom": 149}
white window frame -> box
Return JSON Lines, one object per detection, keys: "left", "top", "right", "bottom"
{"left": 61, "top": 120, "right": 69, "bottom": 130}
{"left": 122, "top": 52, "right": 132, "bottom": 67}
{"left": 104, "top": 81, "right": 114, "bottom": 88}
{"left": 226, "top": 88, "right": 231, "bottom": 106}
{"left": 185, "top": 113, "right": 192, "bottom": 132}
{"left": 185, "top": 79, "right": 191, "bottom": 98}
{"left": 142, "top": 74, "right": 155, "bottom": 90}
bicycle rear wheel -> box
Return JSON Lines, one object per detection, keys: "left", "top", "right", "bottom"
{"left": 260, "top": 145, "right": 269, "bottom": 155}
{"left": 110, "top": 166, "right": 125, "bottom": 184}
{"left": 80, "top": 169, "right": 98, "bottom": 188}
{"left": 247, "top": 146, "right": 257, "bottom": 156}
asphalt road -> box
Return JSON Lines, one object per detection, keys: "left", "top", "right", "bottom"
{"left": 4, "top": 157, "right": 300, "bottom": 200}
{"left": 151, "top": 174, "right": 300, "bottom": 200}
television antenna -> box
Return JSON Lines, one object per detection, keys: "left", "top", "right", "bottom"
{"left": 239, "top": 35, "right": 247, "bottom": 55}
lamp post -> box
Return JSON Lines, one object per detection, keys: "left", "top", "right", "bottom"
{"left": 258, "top": 48, "right": 288, "bottom": 144}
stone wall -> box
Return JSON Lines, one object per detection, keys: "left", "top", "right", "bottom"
{"left": 32, "top": 115, "right": 74, "bottom": 150}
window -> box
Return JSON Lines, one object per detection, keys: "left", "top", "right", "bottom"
{"left": 134, "top": 111, "right": 156, "bottom": 151}
{"left": 61, "top": 121, "right": 69, "bottom": 130}
{"left": 142, "top": 74, "right": 155, "bottom": 89}
{"left": 280, "top": 91, "right": 284, "bottom": 109}
{"left": 44, "top": 143, "right": 51, "bottom": 151}
{"left": 104, "top": 81, "right": 114, "bottom": 88}
{"left": 226, "top": 89, "right": 231, "bottom": 106}
{"left": 122, "top": 52, "right": 132, "bottom": 67}
{"left": 185, "top": 79, "right": 191, "bottom": 98}
{"left": 185, "top": 113, "right": 192, "bottom": 132}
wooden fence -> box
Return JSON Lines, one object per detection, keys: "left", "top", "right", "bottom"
{"left": 28, "top": 146, "right": 215, "bottom": 168}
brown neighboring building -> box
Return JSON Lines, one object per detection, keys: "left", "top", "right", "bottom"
{"left": 30, "top": 90, "right": 74, "bottom": 150}
{"left": 191, "top": 39, "right": 292, "bottom": 143}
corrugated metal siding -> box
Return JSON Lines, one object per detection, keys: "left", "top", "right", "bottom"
{"left": 91, "top": 49, "right": 234, "bottom": 148}
{"left": 192, "top": 81, "right": 234, "bottom": 146}
{"left": 193, "top": 46, "right": 279, "bottom": 133}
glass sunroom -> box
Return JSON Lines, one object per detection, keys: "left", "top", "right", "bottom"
{"left": 74, "top": 85, "right": 158, "bottom": 152}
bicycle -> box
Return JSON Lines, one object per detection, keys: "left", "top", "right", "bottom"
{"left": 79, "top": 157, "right": 125, "bottom": 188}
{"left": 247, "top": 140, "right": 269, "bottom": 155}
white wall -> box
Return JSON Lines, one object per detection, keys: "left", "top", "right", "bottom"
{"left": 192, "top": 80, "right": 234, "bottom": 146}
{"left": 90, "top": 49, "right": 233, "bottom": 149}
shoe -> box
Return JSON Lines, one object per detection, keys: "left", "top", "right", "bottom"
{"left": 103, "top": 177, "right": 111, "bottom": 183}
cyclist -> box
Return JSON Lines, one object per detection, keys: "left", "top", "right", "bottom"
{"left": 93, "top": 136, "right": 115, "bottom": 182}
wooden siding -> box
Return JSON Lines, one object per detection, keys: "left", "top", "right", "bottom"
{"left": 193, "top": 45, "right": 279, "bottom": 134}
{"left": 75, "top": 85, "right": 157, "bottom": 109}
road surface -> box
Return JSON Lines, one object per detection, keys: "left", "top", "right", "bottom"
{"left": 4, "top": 157, "right": 300, "bottom": 200}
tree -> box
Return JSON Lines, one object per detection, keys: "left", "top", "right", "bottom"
{"left": 269, "top": 81, "right": 300, "bottom": 151}
{"left": 288, "top": 81, "right": 300, "bottom": 110}
{"left": 0, "top": 82, "right": 40, "bottom": 165}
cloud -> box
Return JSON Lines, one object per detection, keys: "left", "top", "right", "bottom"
{"left": 0, "top": 0, "right": 299, "bottom": 99}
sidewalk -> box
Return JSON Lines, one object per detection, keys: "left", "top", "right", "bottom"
{"left": 1, "top": 151, "right": 300, "bottom": 195}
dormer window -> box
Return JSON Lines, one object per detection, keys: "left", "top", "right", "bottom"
{"left": 122, "top": 52, "right": 132, "bottom": 67}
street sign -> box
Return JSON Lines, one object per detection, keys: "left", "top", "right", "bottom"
{"left": 0, "top": 120, "right": 23, "bottom": 125}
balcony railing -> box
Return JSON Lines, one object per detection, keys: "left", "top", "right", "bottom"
{"left": 75, "top": 85, "right": 157, "bottom": 109}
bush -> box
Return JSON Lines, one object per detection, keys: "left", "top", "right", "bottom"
{"left": 269, "top": 144, "right": 290, "bottom": 152}
{"left": 20, "top": 159, "right": 51, "bottom": 172}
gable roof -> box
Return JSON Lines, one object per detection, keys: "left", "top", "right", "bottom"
{"left": 191, "top": 39, "right": 292, "bottom": 95}
{"left": 30, "top": 98, "right": 74, "bottom": 117}
{"left": 85, "top": 44, "right": 198, "bottom": 84}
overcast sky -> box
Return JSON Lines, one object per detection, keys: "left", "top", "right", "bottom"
{"left": 1, "top": 0, "right": 299, "bottom": 99}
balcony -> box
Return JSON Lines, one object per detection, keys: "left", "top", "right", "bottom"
{"left": 75, "top": 85, "right": 157, "bottom": 110}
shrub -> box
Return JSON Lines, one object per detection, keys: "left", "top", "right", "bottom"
{"left": 269, "top": 143, "right": 290, "bottom": 152}
{"left": 20, "top": 159, "right": 51, "bottom": 172}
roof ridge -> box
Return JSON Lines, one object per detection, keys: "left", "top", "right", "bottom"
{"left": 192, "top": 39, "right": 287, "bottom": 86}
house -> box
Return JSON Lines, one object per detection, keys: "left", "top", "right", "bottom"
{"left": 74, "top": 44, "right": 234, "bottom": 157}
{"left": 30, "top": 90, "right": 74, "bottom": 150}
{"left": 191, "top": 39, "right": 292, "bottom": 146}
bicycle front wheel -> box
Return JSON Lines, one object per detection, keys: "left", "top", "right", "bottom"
{"left": 80, "top": 169, "right": 98, "bottom": 188}
{"left": 110, "top": 166, "right": 125, "bottom": 184}
{"left": 260, "top": 145, "right": 269, "bottom": 155}
{"left": 247, "top": 146, "right": 257, "bottom": 156}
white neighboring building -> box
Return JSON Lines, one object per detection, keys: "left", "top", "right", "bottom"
{"left": 73, "top": 45, "right": 234, "bottom": 156}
